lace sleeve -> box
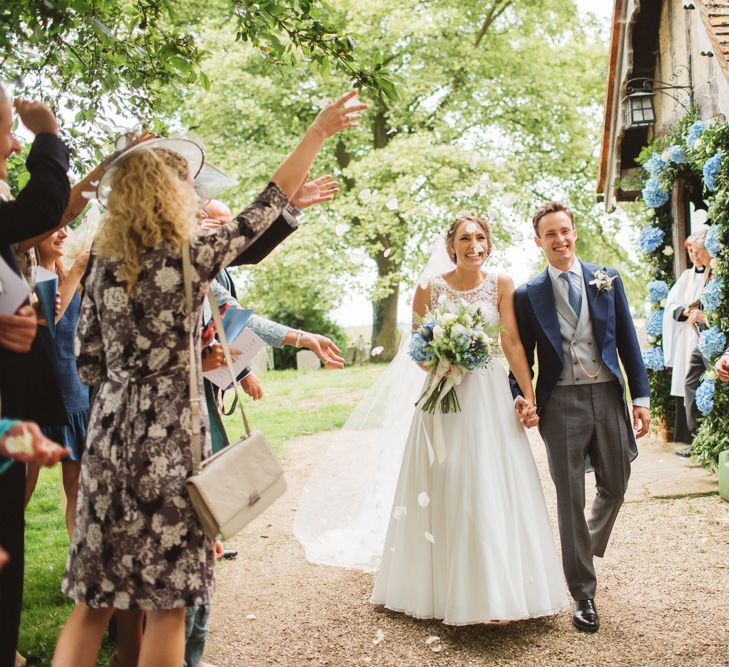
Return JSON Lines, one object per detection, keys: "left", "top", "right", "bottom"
{"left": 246, "top": 314, "right": 288, "bottom": 347}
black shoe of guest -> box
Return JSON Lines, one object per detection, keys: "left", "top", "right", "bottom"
{"left": 222, "top": 549, "right": 239, "bottom": 560}
{"left": 572, "top": 598, "right": 599, "bottom": 633}
{"left": 675, "top": 448, "right": 693, "bottom": 458}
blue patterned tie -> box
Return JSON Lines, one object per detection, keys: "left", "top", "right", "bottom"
{"left": 560, "top": 271, "right": 582, "bottom": 316}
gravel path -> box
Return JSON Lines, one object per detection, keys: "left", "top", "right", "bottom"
{"left": 205, "top": 430, "right": 729, "bottom": 667}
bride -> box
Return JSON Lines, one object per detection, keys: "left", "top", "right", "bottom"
{"left": 295, "top": 214, "right": 568, "bottom": 625}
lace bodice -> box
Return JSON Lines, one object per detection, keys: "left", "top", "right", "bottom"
{"left": 429, "top": 272, "right": 500, "bottom": 325}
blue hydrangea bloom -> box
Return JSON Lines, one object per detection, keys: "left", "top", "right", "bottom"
{"left": 644, "top": 153, "right": 668, "bottom": 176}
{"left": 667, "top": 145, "right": 687, "bottom": 164}
{"left": 417, "top": 320, "right": 436, "bottom": 341}
{"left": 409, "top": 333, "right": 433, "bottom": 363}
{"left": 646, "top": 309, "right": 665, "bottom": 337}
{"left": 642, "top": 177, "right": 670, "bottom": 208}
{"left": 642, "top": 346, "right": 665, "bottom": 371}
{"left": 687, "top": 120, "right": 706, "bottom": 147}
{"left": 702, "top": 277, "right": 724, "bottom": 313}
{"left": 703, "top": 153, "right": 722, "bottom": 191}
{"left": 647, "top": 280, "right": 669, "bottom": 303}
{"left": 695, "top": 378, "right": 715, "bottom": 415}
{"left": 638, "top": 226, "right": 665, "bottom": 254}
{"left": 705, "top": 225, "right": 722, "bottom": 258}
{"left": 698, "top": 326, "right": 727, "bottom": 359}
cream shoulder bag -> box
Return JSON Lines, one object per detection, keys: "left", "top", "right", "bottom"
{"left": 182, "top": 244, "right": 287, "bottom": 540}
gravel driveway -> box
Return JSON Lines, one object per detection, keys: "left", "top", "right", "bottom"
{"left": 206, "top": 430, "right": 729, "bottom": 667}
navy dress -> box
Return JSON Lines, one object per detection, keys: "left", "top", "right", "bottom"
{"left": 42, "top": 289, "right": 90, "bottom": 460}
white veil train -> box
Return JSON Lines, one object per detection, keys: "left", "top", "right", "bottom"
{"left": 293, "top": 239, "right": 456, "bottom": 571}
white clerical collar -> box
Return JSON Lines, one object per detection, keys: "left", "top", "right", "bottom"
{"left": 547, "top": 257, "right": 581, "bottom": 282}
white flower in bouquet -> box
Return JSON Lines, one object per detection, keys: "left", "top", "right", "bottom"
{"left": 432, "top": 324, "right": 445, "bottom": 340}
{"left": 438, "top": 312, "right": 457, "bottom": 325}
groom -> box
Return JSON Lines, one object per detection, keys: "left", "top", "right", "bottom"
{"left": 510, "top": 201, "right": 650, "bottom": 633}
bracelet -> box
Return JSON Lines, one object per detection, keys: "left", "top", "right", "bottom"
{"left": 294, "top": 330, "right": 304, "bottom": 348}
{"left": 286, "top": 203, "right": 303, "bottom": 215}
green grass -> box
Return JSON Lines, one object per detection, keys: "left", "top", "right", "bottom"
{"left": 19, "top": 365, "right": 383, "bottom": 666}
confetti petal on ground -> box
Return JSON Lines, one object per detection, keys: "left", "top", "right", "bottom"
{"left": 425, "top": 636, "right": 440, "bottom": 645}
{"left": 246, "top": 613, "right": 257, "bottom": 620}
{"left": 371, "top": 346, "right": 384, "bottom": 357}
{"left": 431, "top": 644, "right": 444, "bottom": 653}
{"left": 335, "top": 223, "right": 350, "bottom": 237}
{"left": 417, "top": 492, "right": 430, "bottom": 507}
{"left": 424, "top": 532, "right": 435, "bottom": 544}
{"left": 372, "top": 629, "right": 385, "bottom": 645}
{"left": 385, "top": 198, "right": 398, "bottom": 211}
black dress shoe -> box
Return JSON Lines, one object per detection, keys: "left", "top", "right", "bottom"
{"left": 222, "top": 549, "right": 239, "bottom": 560}
{"left": 572, "top": 598, "right": 599, "bottom": 633}
{"left": 675, "top": 448, "right": 693, "bottom": 458}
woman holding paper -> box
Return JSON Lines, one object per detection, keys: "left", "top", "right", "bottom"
{"left": 52, "top": 91, "right": 366, "bottom": 667}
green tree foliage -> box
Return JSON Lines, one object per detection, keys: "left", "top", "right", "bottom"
{"left": 179, "top": 1, "right": 616, "bottom": 358}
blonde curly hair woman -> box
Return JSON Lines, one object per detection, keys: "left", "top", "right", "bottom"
{"left": 52, "top": 90, "right": 367, "bottom": 667}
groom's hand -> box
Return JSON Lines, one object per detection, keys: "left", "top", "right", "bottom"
{"left": 515, "top": 397, "right": 539, "bottom": 428}
{"left": 632, "top": 406, "right": 650, "bottom": 438}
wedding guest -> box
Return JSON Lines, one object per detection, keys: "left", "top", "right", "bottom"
{"left": 662, "top": 234, "right": 710, "bottom": 443}
{"left": 715, "top": 349, "right": 729, "bottom": 381}
{"left": 32, "top": 229, "right": 91, "bottom": 536}
{"left": 0, "top": 87, "right": 71, "bottom": 667}
{"left": 52, "top": 90, "right": 366, "bottom": 667}
{"left": 679, "top": 231, "right": 713, "bottom": 456}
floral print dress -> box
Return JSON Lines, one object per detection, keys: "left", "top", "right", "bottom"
{"left": 61, "top": 183, "right": 288, "bottom": 610}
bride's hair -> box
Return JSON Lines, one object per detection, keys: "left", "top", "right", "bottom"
{"left": 445, "top": 214, "right": 492, "bottom": 262}
{"left": 94, "top": 147, "right": 199, "bottom": 292}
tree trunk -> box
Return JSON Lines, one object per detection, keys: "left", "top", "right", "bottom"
{"left": 371, "top": 246, "right": 401, "bottom": 361}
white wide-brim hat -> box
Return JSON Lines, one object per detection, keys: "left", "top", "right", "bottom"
{"left": 96, "top": 137, "right": 205, "bottom": 205}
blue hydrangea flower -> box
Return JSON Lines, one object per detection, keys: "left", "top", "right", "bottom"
{"left": 409, "top": 333, "right": 433, "bottom": 363}
{"left": 644, "top": 153, "right": 669, "bottom": 176}
{"left": 642, "top": 346, "right": 665, "bottom": 371}
{"left": 666, "top": 145, "right": 687, "bottom": 164}
{"left": 647, "top": 280, "right": 669, "bottom": 303}
{"left": 418, "top": 320, "right": 436, "bottom": 341}
{"left": 698, "top": 326, "right": 727, "bottom": 359}
{"left": 701, "top": 277, "right": 724, "bottom": 313}
{"left": 687, "top": 120, "right": 706, "bottom": 148}
{"left": 703, "top": 153, "right": 722, "bottom": 191}
{"left": 642, "top": 177, "right": 670, "bottom": 208}
{"left": 638, "top": 226, "right": 665, "bottom": 254}
{"left": 705, "top": 225, "right": 722, "bottom": 258}
{"left": 695, "top": 378, "right": 714, "bottom": 415}
{"left": 646, "top": 309, "right": 665, "bottom": 337}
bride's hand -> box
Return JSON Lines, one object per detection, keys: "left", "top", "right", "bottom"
{"left": 515, "top": 396, "right": 539, "bottom": 428}
{"left": 309, "top": 91, "right": 368, "bottom": 140}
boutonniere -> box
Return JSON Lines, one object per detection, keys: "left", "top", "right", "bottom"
{"left": 589, "top": 268, "right": 617, "bottom": 294}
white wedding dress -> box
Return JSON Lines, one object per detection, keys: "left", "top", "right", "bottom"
{"left": 369, "top": 272, "right": 568, "bottom": 625}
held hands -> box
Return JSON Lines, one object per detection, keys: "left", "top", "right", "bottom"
{"left": 687, "top": 308, "right": 706, "bottom": 326}
{"left": 309, "top": 91, "right": 368, "bottom": 140}
{"left": 13, "top": 99, "right": 59, "bottom": 136}
{"left": 291, "top": 174, "right": 340, "bottom": 210}
{"left": 0, "top": 421, "right": 69, "bottom": 466}
{"left": 632, "top": 406, "right": 651, "bottom": 439}
{"left": 514, "top": 396, "right": 539, "bottom": 429}
{"left": 715, "top": 354, "right": 729, "bottom": 382}
{"left": 0, "top": 305, "right": 38, "bottom": 353}
{"left": 301, "top": 333, "right": 346, "bottom": 368}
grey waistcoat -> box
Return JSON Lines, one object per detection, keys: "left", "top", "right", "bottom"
{"left": 552, "top": 275, "right": 615, "bottom": 386}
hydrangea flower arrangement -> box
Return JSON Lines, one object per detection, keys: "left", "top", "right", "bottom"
{"left": 666, "top": 145, "right": 687, "bottom": 164}
{"left": 698, "top": 326, "right": 727, "bottom": 359}
{"left": 642, "top": 177, "right": 670, "bottom": 208}
{"left": 703, "top": 153, "right": 722, "bottom": 191}
{"left": 638, "top": 226, "right": 665, "bottom": 254}
{"left": 701, "top": 277, "right": 724, "bottom": 313}
{"left": 705, "top": 224, "right": 722, "bottom": 258}
{"left": 647, "top": 280, "right": 669, "bottom": 303}
{"left": 695, "top": 378, "right": 715, "bottom": 415}
{"left": 644, "top": 153, "right": 668, "bottom": 176}
{"left": 687, "top": 120, "right": 707, "bottom": 149}
{"left": 641, "top": 346, "right": 665, "bottom": 372}
{"left": 646, "top": 309, "right": 665, "bottom": 338}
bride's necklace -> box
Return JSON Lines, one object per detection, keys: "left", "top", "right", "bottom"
{"left": 450, "top": 269, "right": 484, "bottom": 292}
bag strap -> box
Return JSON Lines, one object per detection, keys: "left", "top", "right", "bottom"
{"left": 182, "top": 243, "right": 204, "bottom": 475}
{"left": 206, "top": 291, "right": 252, "bottom": 438}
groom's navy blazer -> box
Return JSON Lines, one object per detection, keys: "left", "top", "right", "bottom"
{"left": 509, "top": 260, "right": 649, "bottom": 424}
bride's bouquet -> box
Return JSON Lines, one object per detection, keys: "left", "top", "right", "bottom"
{"left": 409, "top": 300, "right": 499, "bottom": 414}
